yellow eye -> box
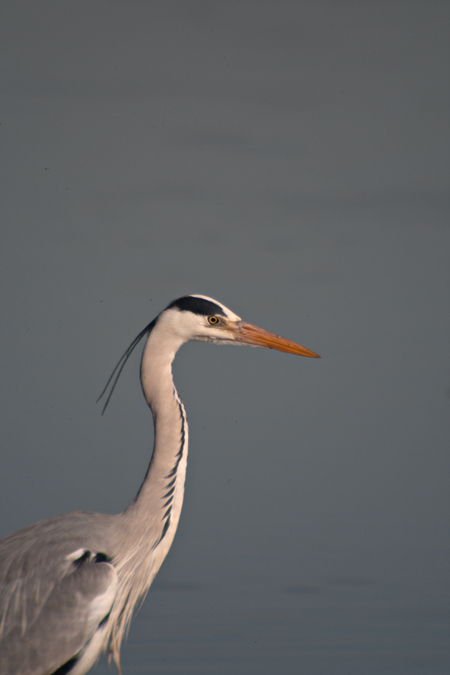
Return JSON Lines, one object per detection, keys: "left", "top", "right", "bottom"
{"left": 208, "top": 316, "right": 219, "bottom": 325}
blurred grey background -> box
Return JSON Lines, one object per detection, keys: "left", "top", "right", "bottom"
{"left": 0, "top": 2, "right": 449, "bottom": 673}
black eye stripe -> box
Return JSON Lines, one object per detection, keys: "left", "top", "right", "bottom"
{"left": 166, "top": 296, "right": 225, "bottom": 317}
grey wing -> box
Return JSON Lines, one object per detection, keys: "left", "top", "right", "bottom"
{"left": 0, "top": 523, "right": 118, "bottom": 675}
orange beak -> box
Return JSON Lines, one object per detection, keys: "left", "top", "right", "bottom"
{"left": 231, "top": 321, "right": 320, "bottom": 358}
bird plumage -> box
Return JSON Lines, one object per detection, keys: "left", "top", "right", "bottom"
{"left": 0, "top": 295, "right": 319, "bottom": 674}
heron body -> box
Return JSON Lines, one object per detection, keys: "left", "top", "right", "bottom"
{"left": 0, "top": 295, "right": 319, "bottom": 674}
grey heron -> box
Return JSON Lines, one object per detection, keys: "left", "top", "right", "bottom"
{"left": 0, "top": 295, "right": 319, "bottom": 675}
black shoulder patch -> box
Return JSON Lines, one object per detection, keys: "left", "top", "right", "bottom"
{"left": 53, "top": 654, "right": 80, "bottom": 675}
{"left": 166, "top": 296, "right": 225, "bottom": 316}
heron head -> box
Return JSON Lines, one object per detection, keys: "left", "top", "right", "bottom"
{"left": 164, "top": 294, "right": 320, "bottom": 357}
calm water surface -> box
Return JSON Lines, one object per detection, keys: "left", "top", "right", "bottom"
{"left": 93, "top": 579, "right": 449, "bottom": 674}
{"left": 1, "top": 3, "right": 448, "bottom": 674}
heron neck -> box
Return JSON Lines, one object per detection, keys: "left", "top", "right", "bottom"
{"left": 123, "top": 326, "right": 188, "bottom": 552}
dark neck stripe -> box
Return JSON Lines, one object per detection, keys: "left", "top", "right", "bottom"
{"left": 152, "top": 397, "right": 187, "bottom": 551}
{"left": 166, "top": 296, "right": 225, "bottom": 316}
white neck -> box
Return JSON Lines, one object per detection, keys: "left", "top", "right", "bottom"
{"left": 124, "top": 318, "right": 189, "bottom": 554}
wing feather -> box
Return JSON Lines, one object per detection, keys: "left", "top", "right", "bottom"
{"left": 0, "top": 514, "right": 118, "bottom": 675}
